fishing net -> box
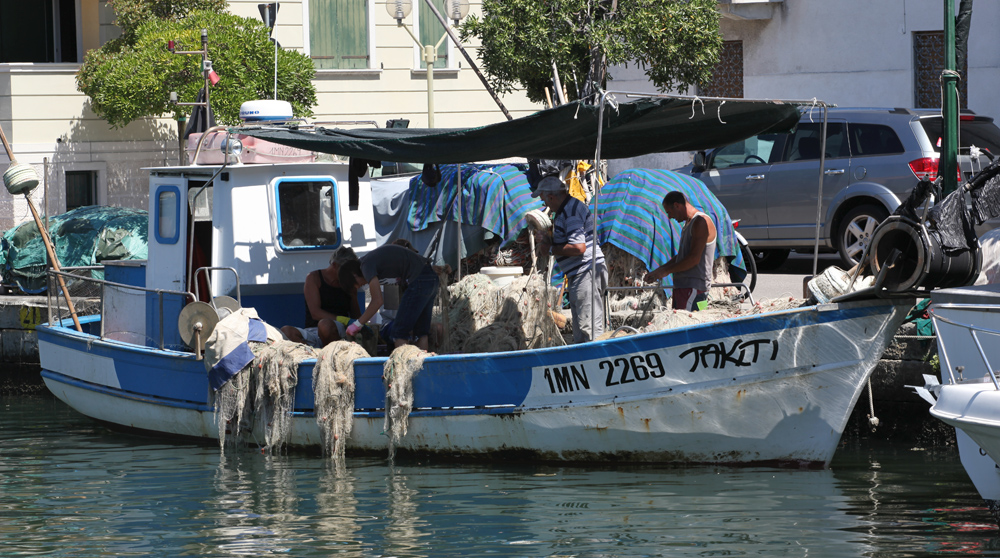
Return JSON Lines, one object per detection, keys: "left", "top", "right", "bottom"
{"left": 214, "top": 341, "right": 269, "bottom": 450}
{"left": 443, "top": 273, "right": 501, "bottom": 352}
{"left": 253, "top": 340, "right": 317, "bottom": 452}
{"left": 213, "top": 339, "right": 316, "bottom": 453}
{"left": 383, "top": 344, "right": 427, "bottom": 460}
{"left": 498, "top": 274, "right": 565, "bottom": 350}
{"left": 441, "top": 272, "right": 565, "bottom": 353}
{"left": 314, "top": 341, "right": 369, "bottom": 467}
{"left": 604, "top": 244, "right": 747, "bottom": 331}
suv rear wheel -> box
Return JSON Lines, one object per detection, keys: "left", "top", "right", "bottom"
{"left": 837, "top": 204, "right": 889, "bottom": 268}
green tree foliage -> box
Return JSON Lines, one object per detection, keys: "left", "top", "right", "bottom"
{"left": 77, "top": 6, "right": 316, "bottom": 128}
{"left": 460, "top": 0, "right": 722, "bottom": 104}
{"left": 104, "top": 0, "right": 228, "bottom": 41}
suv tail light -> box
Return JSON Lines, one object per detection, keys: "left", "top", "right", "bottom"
{"left": 908, "top": 157, "right": 962, "bottom": 181}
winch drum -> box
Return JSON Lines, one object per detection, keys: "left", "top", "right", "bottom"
{"left": 868, "top": 219, "right": 980, "bottom": 291}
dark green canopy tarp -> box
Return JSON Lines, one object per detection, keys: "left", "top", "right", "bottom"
{"left": 233, "top": 97, "right": 800, "bottom": 163}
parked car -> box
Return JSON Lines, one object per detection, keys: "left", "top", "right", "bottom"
{"left": 676, "top": 107, "right": 1000, "bottom": 269}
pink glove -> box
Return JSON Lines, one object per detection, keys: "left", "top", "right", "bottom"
{"left": 346, "top": 320, "right": 363, "bottom": 336}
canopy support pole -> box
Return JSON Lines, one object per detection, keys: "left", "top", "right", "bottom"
{"left": 811, "top": 104, "right": 830, "bottom": 277}
{"left": 457, "top": 163, "right": 463, "bottom": 281}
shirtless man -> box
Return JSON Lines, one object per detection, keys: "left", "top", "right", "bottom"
{"left": 643, "top": 191, "right": 718, "bottom": 311}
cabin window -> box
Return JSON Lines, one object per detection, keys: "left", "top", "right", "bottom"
{"left": 274, "top": 178, "right": 341, "bottom": 251}
{"left": 154, "top": 185, "right": 181, "bottom": 244}
{"left": 307, "top": 0, "right": 373, "bottom": 70}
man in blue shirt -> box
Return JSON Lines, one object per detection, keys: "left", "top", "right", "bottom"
{"left": 533, "top": 176, "right": 607, "bottom": 343}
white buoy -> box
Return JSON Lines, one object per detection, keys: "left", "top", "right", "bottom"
{"left": 3, "top": 162, "right": 40, "bottom": 195}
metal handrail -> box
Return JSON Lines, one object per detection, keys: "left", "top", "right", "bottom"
{"left": 46, "top": 268, "right": 196, "bottom": 350}
{"left": 929, "top": 306, "right": 1000, "bottom": 389}
{"left": 193, "top": 266, "right": 242, "bottom": 307}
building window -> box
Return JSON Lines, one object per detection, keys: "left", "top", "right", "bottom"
{"left": 416, "top": 0, "right": 450, "bottom": 69}
{"left": 0, "top": 0, "right": 77, "bottom": 63}
{"left": 701, "top": 40, "right": 743, "bottom": 98}
{"left": 308, "top": 0, "right": 371, "bottom": 70}
{"left": 914, "top": 31, "right": 968, "bottom": 109}
{"left": 65, "top": 171, "right": 97, "bottom": 211}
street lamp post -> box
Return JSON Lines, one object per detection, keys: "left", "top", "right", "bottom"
{"left": 386, "top": 0, "right": 469, "bottom": 128}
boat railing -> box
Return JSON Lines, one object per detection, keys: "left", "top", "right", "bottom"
{"left": 46, "top": 267, "right": 196, "bottom": 350}
{"left": 193, "top": 266, "right": 242, "bottom": 306}
{"left": 929, "top": 304, "right": 1000, "bottom": 389}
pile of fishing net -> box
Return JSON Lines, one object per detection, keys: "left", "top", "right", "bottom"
{"left": 633, "top": 296, "right": 808, "bottom": 334}
{"left": 436, "top": 272, "right": 566, "bottom": 354}
{"left": 603, "top": 244, "right": 760, "bottom": 331}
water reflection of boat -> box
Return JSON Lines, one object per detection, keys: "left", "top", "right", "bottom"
{"left": 36, "top": 95, "right": 914, "bottom": 466}
{"left": 920, "top": 283, "right": 1000, "bottom": 525}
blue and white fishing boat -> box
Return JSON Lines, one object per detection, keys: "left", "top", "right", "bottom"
{"left": 36, "top": 95, "right": 916, "bottom": 466}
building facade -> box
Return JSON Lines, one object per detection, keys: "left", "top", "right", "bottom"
{"left": 0, "top": 0, "right": 538, "bottom": 231}
{"left": 4, "top": 1, "right": 997, "bottom": 230}
{"left": 610, "top": 0, "right": 1000, "bottom": 173}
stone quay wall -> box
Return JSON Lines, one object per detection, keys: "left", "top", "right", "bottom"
{"left": 0, "top": 296, "right": 48, "bottom": 394}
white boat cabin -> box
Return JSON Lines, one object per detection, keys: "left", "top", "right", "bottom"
{"left": 105, "top": 158, "right": 393, "bottom": 349}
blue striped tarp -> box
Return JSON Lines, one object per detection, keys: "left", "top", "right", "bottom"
{"left": 595, "top": 169, "right": 745, "bottom": 286}
{"left": 406, "top": 164, "right": 543, "bottom": 244}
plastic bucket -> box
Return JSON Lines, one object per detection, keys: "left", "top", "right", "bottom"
{"left": 479, "top": 266, "right": 524, "bottom": 288}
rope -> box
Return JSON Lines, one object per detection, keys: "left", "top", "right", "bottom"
{"left": 867, "top": 378, "right": 879, "bottom": 430}
{"left": 690, "top": 96, "right": 705, "bottom": 119}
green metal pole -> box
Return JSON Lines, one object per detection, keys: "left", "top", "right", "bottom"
{"left": 941, "top": 0, "right": 959, "bottom": 195}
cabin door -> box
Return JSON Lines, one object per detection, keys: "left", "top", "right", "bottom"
{"left": 146, "top": 176, "right": 189, "bottom": 293}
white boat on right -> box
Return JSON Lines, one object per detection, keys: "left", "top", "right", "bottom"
{"left": 921, "top": 283, "right": 1000, "bottom": 525}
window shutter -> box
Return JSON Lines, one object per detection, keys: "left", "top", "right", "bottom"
{"left": 418, "top": 0, "right": 447, "bottom": 69}
{"left": 310, "top": 0, "right": 369, "bottom": 70}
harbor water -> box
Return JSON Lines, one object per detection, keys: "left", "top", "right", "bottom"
{"left": 3, "top": 395, "right": 1000, "bottom": 557}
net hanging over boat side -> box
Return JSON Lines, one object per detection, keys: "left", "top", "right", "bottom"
{"left": 383, "top": 345, "right": 427, "bottom": 461}
{"left": 214, "top": 353, "right": 258, "bottom": 450}
{"left": 314, "top": 341, "right": 369, "bottom": 468}
{"left": 253, "top": 340, "right": 317, "bottom": 453}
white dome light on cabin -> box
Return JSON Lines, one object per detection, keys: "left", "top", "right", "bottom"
{"left": 239, "top": 100, "right": 293, "bottom": 123}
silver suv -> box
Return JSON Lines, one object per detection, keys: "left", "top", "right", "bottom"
{"left": 677, "top": 107, "right": 1000, "bottom": 269}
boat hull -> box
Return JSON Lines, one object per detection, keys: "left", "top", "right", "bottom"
{"left": 928, "top": 283, "right": 1000, "bottom": 523}
{"left": 39, "top": 298, "right": 912, "bottom": 466}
